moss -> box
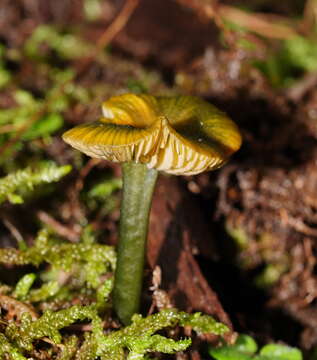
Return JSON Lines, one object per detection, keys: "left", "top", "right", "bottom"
{"left": 94, "top": 309, "right": 228, "bottom": 358}
{"left": 56, "top": 336, "right": 78, "bottom": 360}
{"left": 0, "top": 333, "right": 27, "bottom": 360}
{"left": 5, "top": 305, "right": 99, "bottom": 351}
{"left": 0, "top": 162, "right": 71, "bottom": 204}
{"left": 0, "top": 228, "right": 116, "bottom": 291}
{"left": 0, "top": 292, "right": 228, "bottom": 358}
{"left": 13, "top": 273, "right": 36, "bottom": 300}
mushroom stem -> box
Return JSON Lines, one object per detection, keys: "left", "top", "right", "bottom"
{"left": 113, "top": 162, "right": 158, "bottom": 324}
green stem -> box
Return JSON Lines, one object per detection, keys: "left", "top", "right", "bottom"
{"left": 113, "top": 162, "right": 158, "bottom": 325}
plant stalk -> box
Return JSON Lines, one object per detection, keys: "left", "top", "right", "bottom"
{"left": 113, "top": 162, "right": 158, "bottom": 324}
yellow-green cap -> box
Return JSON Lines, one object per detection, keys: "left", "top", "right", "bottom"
{"left": 62, "top": 94, "right": 242, "bottom": 175}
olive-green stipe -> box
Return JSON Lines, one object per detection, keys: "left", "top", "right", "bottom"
{"left": 62, "top": 94, "right": 242, "bottom": 175}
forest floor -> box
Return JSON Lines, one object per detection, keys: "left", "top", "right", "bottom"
{"left": 1, "top": 0, "right": 317, "bottom": 359}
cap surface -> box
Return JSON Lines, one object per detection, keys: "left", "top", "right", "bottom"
{"left": 62, "top": 93, "right": 242, "bottom": 175}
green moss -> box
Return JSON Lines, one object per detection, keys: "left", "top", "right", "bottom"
{"left": 25, "top": 25, "right": 93, "bottom": 61}
{"left": 0, "top": 303, "right": 228, "bottom": 359}
{"left": 179, "top": 311, "right": 229, "bottom": 335}
{"left": 95, "top": 309, "right": 228, "bottom": 358}
{"left": 28, "top": 281, "right": 60, "bottom": 302}
{"left": 0, "top": 333, "right": 27, "bottom": 360}
{"left": 0, "top": 229, "right": 115, "bottom": 277}
{"left": 96, "top": 278, "right": 113, "bottom": 309}
{"left": 13, "top": 273, "right": 36, "bottom": 300}
{"left": 56, "top": 336, "right": 78, "bottom": 360}
{"left": 0, "top": 162, "right": 71, "bottom": 204}
{"left": 6, "top": 305, "right": 99, "bottom": 350}
{"left": 0, "top": 228, "right": 116, "bottom": 307}
{"left": 255, "top": 35, "right": 317, "bottom": 88}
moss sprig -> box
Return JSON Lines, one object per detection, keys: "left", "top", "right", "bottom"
{"left": 0, "top": 228, "right": 116, "bottom": 309}
{"left": 0, "top": 333, "right": 27, "bottom": 360}
{"left": 5, "top": 305, "right": 99, "bottom": 351}
{"left": 1, "top": 305, "right": 228, "bottom": 359}
{"left": 0, "top": 162, "right": 71, "bottom": 204}
{"left": 0, "top": 228, "right": 116, "bottom": 289}
{"left": 93, "top": 309, "right": 228, "bottom": 359}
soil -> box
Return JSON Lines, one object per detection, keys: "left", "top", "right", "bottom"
{"left": 1, "top": 0, "right": 317, "bottom": 359}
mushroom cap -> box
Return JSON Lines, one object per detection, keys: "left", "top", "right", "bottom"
{"left": 62, "top": 94, "right": 242, "bottom": 175}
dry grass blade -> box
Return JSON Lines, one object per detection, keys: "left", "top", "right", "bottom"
{"left": 176, "top": 0, "right": 298, "bottom": 40}
{"left": 219, "top": 5, "right": 298, "bottom": 39}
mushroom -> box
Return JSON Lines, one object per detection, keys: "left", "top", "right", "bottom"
{"left": 62, "top": 93, "right": 242, "bottom": 324}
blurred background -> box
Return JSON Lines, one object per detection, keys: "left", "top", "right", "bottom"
{"left": 1, "top": 0, "right": 317, "bottom": 358}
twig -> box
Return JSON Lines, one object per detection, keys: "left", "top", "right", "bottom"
{"left": 2, "top": 217, "right": 24, "bottom": 244}
{"left": 286, "top": 70, "right": 317, "bottom": 101}
{"left": 37, "top": 210, "right": 80, "bottom": 242}
{"left": 75, "top": 0, "right": 140, "bottom": 77}
{"left": 96, "top": 0, "right": 140, "bottom": 50}
{"left": 68, "top": 158, "right": 100, "bottom": 223}
{"left": 287, "top": 215, "right": 317, "bottom": 237}
{"left": 66, "top": 320, "right": 109, "bottom": 332}
{"left": 300, "top": 0, "right": 317, "bottom": 34}
{"left": 42, "top": 336, "right": 64, "bottom": 348}
{"left": 75, "top": 158, "right": 100, "bottom": 193}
